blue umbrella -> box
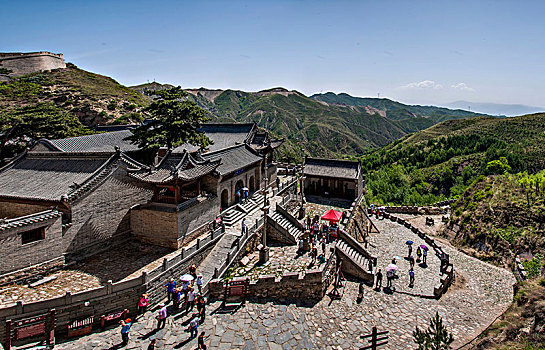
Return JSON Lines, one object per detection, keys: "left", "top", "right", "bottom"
{"left": 406, "top": 240, "right": 413, "bottom": 245}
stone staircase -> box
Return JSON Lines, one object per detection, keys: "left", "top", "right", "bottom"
{"left": 268, "top": 211, "right": 303, "bottom": 245}
{"left": 335, "top": 232, "right": 376, "bottom": 282}
{"left": 222, "top": 193, "right": 265, "bottom": 226}
{"left": 198, "top": 233, "right": 240, "bottom": 287}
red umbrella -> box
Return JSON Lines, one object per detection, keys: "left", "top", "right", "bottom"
{"left": 321, "top": 209, "right": 342, "bottom": 223}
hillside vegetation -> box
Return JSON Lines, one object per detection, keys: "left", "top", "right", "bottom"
{"left": 0, "top": 64, "right": 151, "bottom": 161}
{"left": 166, "top": 87, "right": 489, "bottom": 161}
{"left": 361, "top": 113, "right": 545, "bottom": 206}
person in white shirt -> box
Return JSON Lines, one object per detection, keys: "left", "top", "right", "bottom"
{"left": 186, "top": 288, "right": 196, "bottom": 313}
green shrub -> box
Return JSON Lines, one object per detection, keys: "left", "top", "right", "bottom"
{"left": 522, "top": 254, "right": 544, "bottom": 278}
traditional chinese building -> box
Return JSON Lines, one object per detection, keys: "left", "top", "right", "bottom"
{"left": 303, "top": 157, "right": 364, "bottom": 200}
{"left": 0, "top": 123, "right": 281, "bottom": 279}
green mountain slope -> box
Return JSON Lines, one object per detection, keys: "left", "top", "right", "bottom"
{"left": 0, "top": 63, "right": 149, "bottom": 128}
{"left": 362, "top": 113, "right": 545, "bottom": 206}
{"left": 173, "top": 87, "right": 494, "bottom": 161}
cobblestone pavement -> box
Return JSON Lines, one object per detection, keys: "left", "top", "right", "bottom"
{"left": 367, "top": 219, "right": 442, "bottom": 296}
{"left": 54, "top": 218, "right": 514, "bottom": 350}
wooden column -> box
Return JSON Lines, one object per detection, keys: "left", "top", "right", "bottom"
{"left": 174, "top": 185, "right": 180, "bottom": 204}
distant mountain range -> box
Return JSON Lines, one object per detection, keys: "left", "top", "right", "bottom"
{"left": 444, "top": 101, "right": 544, "bottom": 117}
{"left": 134, "top": 87, "right": 491, "bottom": 160}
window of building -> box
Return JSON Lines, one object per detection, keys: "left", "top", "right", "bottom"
{"left": 21, "top": 228, "right": 45, "bottom": 245}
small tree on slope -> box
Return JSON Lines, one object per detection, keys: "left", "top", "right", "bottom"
{"left": 413, "top": 312, "right": 454, "bottom": 350}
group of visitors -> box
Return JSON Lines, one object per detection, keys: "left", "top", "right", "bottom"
{"left": 306, "top": 217, "right": 339, "bottom": 243}
{"left": 374, "top": 242, "right": 430, "bottom": 291}
{"left": 236, "top": 188, "right": 250, "bottom": 204}
{"left": 117, "top": 265, "right": 209, "bottom": 348}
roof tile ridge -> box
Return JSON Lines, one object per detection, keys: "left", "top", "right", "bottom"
{"left": 119, "top": 152, "right": 149, "bottom": 170}
{"left": 34, "top": 138, "right": 64, "bottom": 152}
{"left": 0, "top": 149, "right": 28, "bottom": 173}
{"left": 1, "top": 209, "right": 59, "bottom": 224}
{"left": 154, "top": 149, "right": 173, "bottom": 170}
{"left": 65, "top": 153, "right": 119, "bottom": 202}
{"left": 204, "top": 143, "right": 245, "bottom": 156}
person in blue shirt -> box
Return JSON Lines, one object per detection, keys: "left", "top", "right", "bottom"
{"left": 165, "top": 278, "right": 176, "bottom": 303}
{"left": 120, "top": 318, "right": 132, "bottom": 346}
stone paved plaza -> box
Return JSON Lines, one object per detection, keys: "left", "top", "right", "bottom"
{"left": 53, "top": 217, "right": 515, "bottom": 350}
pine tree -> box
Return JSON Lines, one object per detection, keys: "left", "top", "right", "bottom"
{"left": 125, "top": 86, "right": 211, "bottom": 150}
{"left": 413, "top": 312, "right": 454, "bottom": 350}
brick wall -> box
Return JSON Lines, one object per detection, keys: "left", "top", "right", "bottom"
{"left": 131, "top": 196, "right": 220, "bottom": 249}
{"left": 0, "top": 216, "right": 64, "bottom": 279}
{"left": 63, "top": 166, "right": 153, "bottom": 258}
{"left": 0, "top": 201, "right": 54, "bottom": 219}
{"left": 131, "top": 206, "right": 178, "bottom": 248}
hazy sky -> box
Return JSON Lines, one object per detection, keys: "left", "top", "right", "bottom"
{"left": 2, "top": 0, "right": 544, "bottom": 107}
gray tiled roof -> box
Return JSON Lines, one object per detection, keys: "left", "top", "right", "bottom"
{"left": 0, "top": 155, "right": 110, "bottom": 201}
{"left": 33, "top": 130, "right": 139, "bottom": 153}
{"left": 202, "top": 144, "right": 262, "bottom": 176}
{"left": 0, "top": 152, "right": 146, "bottom": 202}
{"left": 0, "top": 210, "right": 61, "bottom": 231}
{"left": 199, "top": 123, "right": 255, "bottom": 152}
{"left": 130, "top": 151, "right": 220, "bottom": 183}
{"left": 304, "top": 157, "right": 361, "bottom": 180}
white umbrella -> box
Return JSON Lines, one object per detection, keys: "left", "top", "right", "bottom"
{"left": 386, "top": 264, "right": 398, "bottom": 272}
{"left": 242, "top": 187, "right": 249, "bottom": 191}
{"left": 180, "top": 274, "right": 194, "bottom": 282}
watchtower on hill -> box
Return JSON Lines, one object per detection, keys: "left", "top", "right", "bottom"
{"left": 0, "top": 51, "right": 66, "bottom": 80}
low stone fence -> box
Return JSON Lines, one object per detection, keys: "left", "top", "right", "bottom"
{"left": 0, "top": 226, "right": 225, "bottom": 347}
{"left": 208, "top": 250, "right": 336, "bottom": 302}
{"left": 382, "top": 212, "right": 454, "bottom": 299}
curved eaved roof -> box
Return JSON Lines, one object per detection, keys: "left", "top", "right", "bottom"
{"left": 32, "top": 130, "right": 139, "bottom": 154}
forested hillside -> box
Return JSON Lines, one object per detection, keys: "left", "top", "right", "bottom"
{"left": 361, "top": 113, "right": 545, "bottom": 206}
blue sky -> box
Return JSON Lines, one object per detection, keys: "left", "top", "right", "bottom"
{"left": 2, "top": 0, "right": 544, "bottom": 107}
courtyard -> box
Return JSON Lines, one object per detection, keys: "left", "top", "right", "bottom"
{"left": 53, "top": 215, "right": 515, "bottom": 350}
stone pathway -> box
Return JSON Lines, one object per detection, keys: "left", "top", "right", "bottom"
{"left": 367, "top": 219, "right": 442, "bottom": 296}
{"left": 53, "top": 217, "right": 514, "bottom": 350}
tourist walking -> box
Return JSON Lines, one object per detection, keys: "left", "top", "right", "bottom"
{"left": 119, "top": 318, "right": 131, "bottom": 346}
{"left": 409, "top": 255, "right": 415, "bottom": 269}
{"left": 423, "top": 249, "right": 428, "bottom": 264}
{"left": 196, "top": 295, "right": 206, "bottom": 322}
{"left": 409, "top": 268, "right": 415, "bottom": 287}
{"left": 188, "top": 313, "right": 200, "bottom": 339}
{"left": 196, "top": 275, "right": 203, "bottom": 294}
{"left": 173, "top": 287, "right": 182, "bottom": 310}
{"left": 241, "top": 218, "right": 246, "bottom": 235}
{"left": 165, "top": 278, "right": 176, "bottom": 302}
{"left": 138, "top": 293, "right": 149, "bottom": 317}
{"left": 156, "top": 304, "right": 167, "bottom": 329}
{"left": 147, "top": 339, "right": 157, "bottom": 350}
{"left": 386, "top": 270, "right": 393, "bottom": 288}
{"left": 416, "top": 246, "right": 422, "bottom": 262}
{"left": 186, "top": 287, "right": 196, "bottom": 313}
{"left": 375, "top": 269, "right": 383, "bottom": 289}
{"left": 198, "top": 331, "right": 210, "bottom": 350}
{"left": 408, "top": 243, "right": 413, "bottom": 258}
{"left": 189, "top": 264, "right": 197, "bottom": 279}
